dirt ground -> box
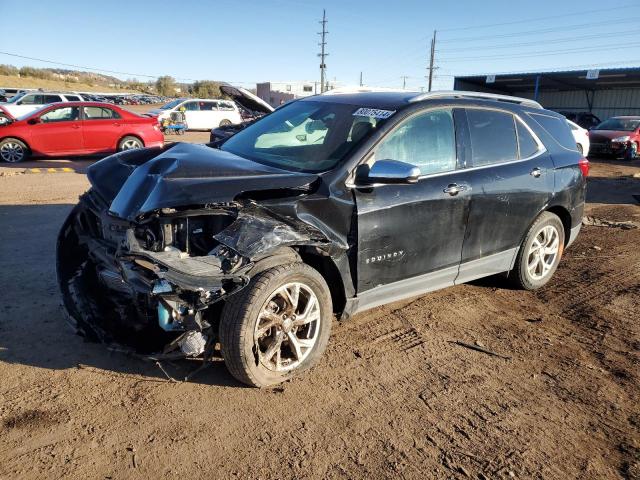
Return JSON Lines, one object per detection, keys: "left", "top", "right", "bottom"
{"left": 0, "top": 133, "right": 638, "bottom": 479}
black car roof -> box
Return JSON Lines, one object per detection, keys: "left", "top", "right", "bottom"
{"left": 301, "top": 90, "right": 543, "bottom": 111}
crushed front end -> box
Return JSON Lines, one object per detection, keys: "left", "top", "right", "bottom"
{"left": 57, "top": 189, "right": 254, "bottom": 357}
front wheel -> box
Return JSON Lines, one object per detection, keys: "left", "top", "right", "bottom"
{"left": 0, "top": 138, "right": 30, "bottom": 163}
{"left": 118, "top": 136, "right": 143, "bottom": 151}
{"left": 219, "top": 263, "right": 333, "bottom": 387}
{"left": 509, "top": 212, "right": 565, "bottom": 290}
{"left": 219, "top": 119, "right": 232, "bottom": 127}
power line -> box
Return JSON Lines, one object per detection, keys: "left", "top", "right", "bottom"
{"left": 437, "top": 17, "right": 640, "bottom": 44}
{"left": 437, "top": 28, "right": 640, "bottom": 53}
{"left": 438, "top": 3, "right": 635, "bottom": 32}
{"left": 439, "top": 41, "right": 640, "bottom": 62}
{"left": 0, "top": 50, "right": 198, "bottom": 82}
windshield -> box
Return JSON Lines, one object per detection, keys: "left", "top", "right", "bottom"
{"left": 159, "top": 99, "right": 184, "bottom": 110}
{"left": 220, "top": 100, "right": 389, "bottom": 173}
{"left": 595, "top": 118, "right": 640, "bottom": 132}
{"left": 5, "top": 92, "right": 27, "bottom": 104}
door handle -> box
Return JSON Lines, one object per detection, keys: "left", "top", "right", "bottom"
{"left": 530, "top": 167, "right": 542, "bottom": 178}
{"left": 113, "top": 122, "right": 121, "bottom": 127}
{"left": 443, "top": 183, "right": 468, "bottom": 196}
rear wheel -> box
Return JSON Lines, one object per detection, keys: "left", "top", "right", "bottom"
{"left": 0, "top": 138, "right": 29, "bottom": 163}
{"left": 509, "top": 212, "right": 565, "bottom": 290}
{"left": 219, "top": 263, "right": 332, "bottom": 387}
{"left": 118, "top": 136, "right": 143, "bottom": 151}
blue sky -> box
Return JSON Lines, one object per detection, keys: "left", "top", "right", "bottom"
{"left": 2, "top": 0, "right": 639, "bottom": 91}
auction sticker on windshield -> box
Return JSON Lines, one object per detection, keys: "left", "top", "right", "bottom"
{"left": 353, "top": 107, "right": 396, "bottom": 119}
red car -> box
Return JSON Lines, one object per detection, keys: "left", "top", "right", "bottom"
{"left": 588, "top": 116, "right": 640, "bottom": 159}
{"left": 0, "top": 102, "right": 164, "bottom": 163}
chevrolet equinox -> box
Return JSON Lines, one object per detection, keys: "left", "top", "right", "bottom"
{"left": 57, "top": 90, "right": 588, "bottom": 387}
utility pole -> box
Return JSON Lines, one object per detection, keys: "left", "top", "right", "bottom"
{"left": 359, "top": 71, "right": 363, "bottom": 87}
{"left": 401, "top": 75, "right": 409, "bottom": 90}
{"left": 428, "top": 30, "right": 437, "bottom": 92}
{"left": 318, "top": 10, "right": 328, "bottom": 93}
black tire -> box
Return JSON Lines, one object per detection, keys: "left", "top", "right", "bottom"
{"left": 509, "top": 212, "right": 565, "bottom": 290}
{"left": 117, "top": 135, "right": 144, "bottom": 151}
{"left": 0, "top": 137, "right": 30, "bottom": 163}
{"left": 219, "top": 119, "right": 232, "bottom": 127}
{"left": 219, "top": 263, "right": 332, "bottom": 387}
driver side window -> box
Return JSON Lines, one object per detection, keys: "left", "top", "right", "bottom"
{"left": 374, "top": 109, "right": 457, "bottom": 176}
{"left": 40, "top": 107, "right": 80, "bottom": 123}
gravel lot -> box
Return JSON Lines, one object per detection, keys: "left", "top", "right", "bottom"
{"left": 0, "top": 123, "right": 638, "bottom": 479}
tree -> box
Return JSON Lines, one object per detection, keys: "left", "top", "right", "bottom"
{"left": 189, "top": 81, "right": 225, "bottom": 99}
{"left": 155, "top": 76, "right": 176, "bottom": 96}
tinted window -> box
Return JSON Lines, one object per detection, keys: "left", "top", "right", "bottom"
{"left": 40, "top": 106, "right": 80, "bottom": 123}
{"left": 43, "top": 95, "right": 63, "bottom": 103}
{"left": 84, "top": 106, "right": 120, "bottom": 119}
{"left": 529, "top": 113, "right": 577, "bottom": 151}
{"left": 184, "top": 101, "right": 199, "bottom": 111}
{"left": 516, "top": 121, "right": 539, "bottom": 158}
{"left": 199, "top": 101, "right": 218, "bottom": 111}
{"left": 65, "top": 95, "right": 81, "bottom": 101}
{"left": 594, "top": 117, "right": 640, "bottom": 132}
{"left": 375, "top": 109, "right": 456, "bottom": 176}
{"left": 467, "top": 109, "right": 517, "bottom": 166}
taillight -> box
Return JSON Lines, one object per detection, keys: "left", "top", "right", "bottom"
{"left": 578, "top": 157, "right": 589, "bottom": 177}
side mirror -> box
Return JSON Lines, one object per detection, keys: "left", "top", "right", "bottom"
{"left": 356, "top": 159, "right": 421, "bottom": 185}
{"left": 27, "top": 117, "right": 41, "bottom": 125}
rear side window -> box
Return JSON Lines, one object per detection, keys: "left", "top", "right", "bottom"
{"left": 466, "top": 109, "right": 518, "bottom": 166}
{"left": 375, "top": 109, "right": 456, "bottom": 176}
{"left": 43, "top": 95, "right": 63, "bottom": 103}
{"left": 200, "top": 101, "right": 218, "bottom": 111}
{"left": 65, "top": 95, "right": 81, "bottom": 101}
{"left": 516, "top": 120, "right": 540, "bottom": 158}
{"left": 84, "top": 106, "right": 120, "bottom": 119}
{"left": 529, "top": 113, "right": 577, "bottom": 151}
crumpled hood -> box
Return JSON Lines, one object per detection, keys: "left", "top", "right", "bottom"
{"left": 589, "top": 130, "right": 634, "bottom": 141}
{"left": 87, "top": 143, "right": 319, "bottom": 221}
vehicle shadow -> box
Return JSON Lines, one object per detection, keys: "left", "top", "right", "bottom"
{"left": 587, "top": 175, "right": 640, "bottom": 205}
{"left": 0, "top": 203, "right": 247, "bottom": 388}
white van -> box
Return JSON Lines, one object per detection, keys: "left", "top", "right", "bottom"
{"left": 147, "top": 98, "right": 242, "bottom": 130}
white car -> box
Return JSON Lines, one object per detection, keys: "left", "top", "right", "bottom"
{"left": 567, "top": 119, "right": 590, "bottom": 156}
{"left": 0, "top": 91, "right": 84, "bottom": 124}
{"left": 147, "top": 98, "right": 242, "bottom": 130}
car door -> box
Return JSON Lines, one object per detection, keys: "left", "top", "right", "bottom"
{"left": 182, "top": 101, "right": 201, "bottom": 129}
{"left": 30, "top": 105, "right": 83, "bottom": 154}
{"left": 353, "top": 108, "right": 471, "bottom": 296}
{"left": 81, "top": 106, "right": 123, "bottom": 153}
{"left": 455, "top": 108, "right": 554, "bottom": 283}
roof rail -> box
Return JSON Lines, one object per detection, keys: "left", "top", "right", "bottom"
{"left": 320, "top": 86, "right": 407, "bottom": 95}
{"left": 409, "top": 90, "right": 543, "bottom": 109}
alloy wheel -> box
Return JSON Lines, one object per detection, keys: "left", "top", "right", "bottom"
{"left": 0, "top": 142, "right": 25, "bottom": 162}
{"left": 527, "top": 225, "right": 560, "bottom": 280}
{"left": 254, "top": 282, "right": 321, "bottom": 372}
{"left": 121, "top": 139, "right": 142, "bottom": 150}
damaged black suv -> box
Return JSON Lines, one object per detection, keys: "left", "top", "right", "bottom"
{"left": 58, "top": 90, "right": 587, "bottom": 387}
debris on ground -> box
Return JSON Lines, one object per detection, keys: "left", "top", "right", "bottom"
{"left": 582, "top": 216, "right": 639, "bottom": 229}
{"left": 450, "top": 341, "right": 512, "bottom": 360}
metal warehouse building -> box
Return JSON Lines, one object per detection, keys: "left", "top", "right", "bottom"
{"left": 454, "top": 67, "right": 640, "bottom": 121}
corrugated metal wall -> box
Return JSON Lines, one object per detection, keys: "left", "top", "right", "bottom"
{"left": 454, "top": 79, "right": 640, "bottom": 120}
